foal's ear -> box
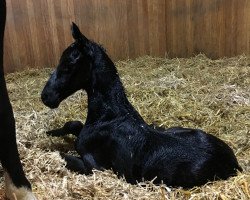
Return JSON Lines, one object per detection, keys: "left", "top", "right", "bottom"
{"left": 71, "top": 22, "right": 83, "bottom": 40}
{"left": 71, "top": 22, "right": 88, "bottom": 42}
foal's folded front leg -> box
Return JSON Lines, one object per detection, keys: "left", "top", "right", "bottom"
{"left": 60, "top": 153, "right": 100, "bottom": 175}
{"left": 47, "top": 121, "right": 83, "bottom": 137}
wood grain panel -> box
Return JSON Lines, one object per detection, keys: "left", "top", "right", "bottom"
{"left": 3, "top": 0, "right": 250, "bottom": 72}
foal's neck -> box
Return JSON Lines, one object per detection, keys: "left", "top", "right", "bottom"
{"left": 85, "top": 59, "right": 144, "bottom": 125}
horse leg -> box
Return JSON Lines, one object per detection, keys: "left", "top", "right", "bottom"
{"left": 0, "top": 1, "right": 36, "bottom": 199}
{"left": 47, "top": 121, "right": 83, "bottom": 137}
{"left": 1, "top": 138, "right": 35, "bottom": 200}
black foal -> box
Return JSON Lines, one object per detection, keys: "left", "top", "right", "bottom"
{"left": 41, "top": 23, "right": 242, "bottom": 188}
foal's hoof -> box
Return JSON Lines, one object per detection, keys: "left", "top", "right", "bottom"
{"left": 59, "top": 152, "right": 67, "bottom": 159}
{"left": 46, "top": 129, "right": 63, "bottom": 137}
{"left": 46, "top": 130, "right": 56, "bottom": 136}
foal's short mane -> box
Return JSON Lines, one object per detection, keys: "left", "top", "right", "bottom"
{"left": 96, "top": 43, "right": 106, "bottom": 52}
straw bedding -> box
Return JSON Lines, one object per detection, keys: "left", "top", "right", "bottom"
{"left": 0, "top": 55, "right": 249, "bottom": 199}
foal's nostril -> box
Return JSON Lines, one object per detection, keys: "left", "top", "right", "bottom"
{"left": 41, "top": 92, "right": 49, "bottom": 103}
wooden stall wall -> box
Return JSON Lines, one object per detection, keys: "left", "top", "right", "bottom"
{"left": 4, "top": 0, "right": 250, "bottom": 72}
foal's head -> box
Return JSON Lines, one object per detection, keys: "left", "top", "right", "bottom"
{"left": 41, "top": 23, "right": 105, "bottom": 108}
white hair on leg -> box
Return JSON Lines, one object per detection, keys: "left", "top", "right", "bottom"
{"left": 4, "top": 172, "right": 37, "bottom": 200}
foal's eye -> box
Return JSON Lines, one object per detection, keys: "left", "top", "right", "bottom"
{"left": 69, "top": 60, "right": 77, "bottom": 65}
{"left": 69, "top": 52, "right": 81, "bottom": 64}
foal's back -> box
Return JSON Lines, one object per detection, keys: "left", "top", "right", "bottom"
{"left": 127, "top": 124, "right": 241, "bottom": 187}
